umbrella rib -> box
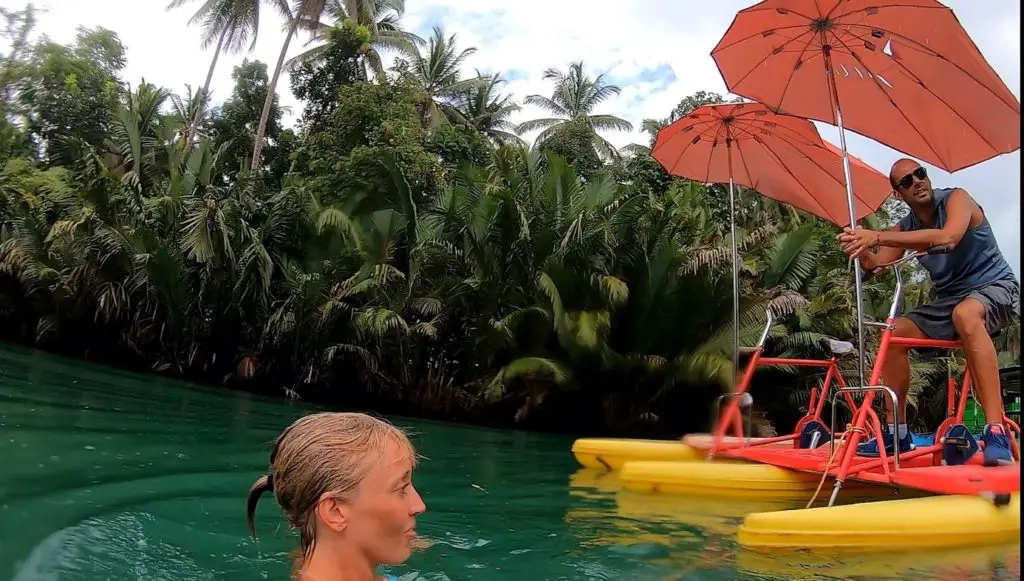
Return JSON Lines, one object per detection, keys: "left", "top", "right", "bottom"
{"left": 652, "top": 120, "right": 708, "bottom": 172}
{"left": 740, "top": 123, "right": 854, "bottom": 220}
{"left": 825, "top": 29, "right": 948, "bottom": 166}
{"left": 768, "top": 32, "right": 823, "bottom": 116}
{"left": 712, "top": 23, "right": 814, "bottom": 53}
{"left": 842, "top": 35, "right": 1006, "bottom": 155}
{"left": 830, "top": 3, "right": 946, "bottom": 24}
{"left": 775, "top": 136, "right": 878, "bottom": 219}
{"left": 746, "top": 4, "right": 819, "bottom": 24}
{"left": 700, "top": 123, "right": 723, "bottom": 184}
{"left": 716, "top": 27, "right": 817, "bottom": 96}
{"left": 807, "top": 4, "right": 1020, "bottom": 115}
{"left": 726, "top": 120, "right": 834, "bottom": 221}
{"left": 750, "top": 134, "right": 834, "bottom": 221}
{"left": 733, "top": 135, "right": 758, "bottom": 193}
{"left": 655, "top": 116, "right": 719, "bottom": 153}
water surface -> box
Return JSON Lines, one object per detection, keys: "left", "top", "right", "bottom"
{"left": 0, "top": 344, "right": 1018, "bottom": 580}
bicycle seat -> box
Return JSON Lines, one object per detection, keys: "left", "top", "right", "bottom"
{"left": 819, "top": 338, "right": 855, "bottom": 357}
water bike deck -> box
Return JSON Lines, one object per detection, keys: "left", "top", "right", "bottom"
{"left": 719, "top": 443, "right": 1018, "bottom": 496}
{"left": 852, "top": 464, "right": 1020, "bottom": 495}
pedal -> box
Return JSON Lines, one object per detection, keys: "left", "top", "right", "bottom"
{"left": 942, "top": 436, "right": 972, "bottom": 450}
{"left": 941, "top": 424, "right": 979, "bottom": 466}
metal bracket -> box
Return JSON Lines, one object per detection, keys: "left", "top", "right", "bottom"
{"left": 830, "top": 384, "right": 902, "bottom": 469}
{"left": 713, "top": 392, "right": 754, "bottom": 444}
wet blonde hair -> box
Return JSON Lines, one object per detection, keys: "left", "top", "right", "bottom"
{"left": 246, "top": 412, "right": 417, "bottom": 564}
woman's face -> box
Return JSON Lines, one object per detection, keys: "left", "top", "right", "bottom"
{"left": 345, "top": 437, "right": 426, "bottom": 565}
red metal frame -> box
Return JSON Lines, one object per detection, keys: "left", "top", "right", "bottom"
{"left": 709, "top": 345, "right": 857, "bottom": 456}
{"left": 713, "top": 249, "right": 1021, "bottom": 497}
{"left": 724, "top": 314, "right": 1021, "bottom": 495}
{"left": 827, "top": 318, "right": 1021, "bottom": 485}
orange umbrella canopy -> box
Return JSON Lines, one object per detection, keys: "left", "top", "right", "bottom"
{"left": 711, "top": 0, "right": 1021, "bottom": 173}
{"left": 651, "top": 101, "right": 891, "bottom": 227}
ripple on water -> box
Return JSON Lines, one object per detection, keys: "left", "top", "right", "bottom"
{"left": 12, "top": 512, "right": 213, "bottom": 581}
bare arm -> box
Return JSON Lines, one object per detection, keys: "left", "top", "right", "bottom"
{"left": 876, "top": 188, "right": 974, "bottom": 252}
{"left": 859, "top": 223, "right": 905, "bottom": 270}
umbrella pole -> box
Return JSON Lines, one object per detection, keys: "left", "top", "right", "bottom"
{"left": 727, "top": 142, "right": 740, "bottom": 401}
{"left": 823, "top": 48, "right": 867, "bottom": 389}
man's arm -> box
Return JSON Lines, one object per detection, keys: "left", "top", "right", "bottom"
{"left": 859, "top": 224, "right": 905, "bottom": 270}
{"left": 876, "top": 188, "right": 974, "bottom": 251}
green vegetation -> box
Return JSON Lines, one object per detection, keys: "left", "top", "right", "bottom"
{"left": 0, "top": 2, "right": 1017, "bottom": 435}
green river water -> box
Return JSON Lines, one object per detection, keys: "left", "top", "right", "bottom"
{"left": 0, "top": 344, "right": 1019, "bottom": 581}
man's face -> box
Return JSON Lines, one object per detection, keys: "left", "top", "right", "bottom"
{"left": 891, "top": 160, "right": 933, "bottom": 206}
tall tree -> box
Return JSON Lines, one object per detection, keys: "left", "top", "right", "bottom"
{"left": 167, "top": 0, "right": 263, "bottom": 151}
{"left": 452, "top": 71, "right": 522, "bottom": 146}
{"left": 250, "top": 0, "right": 328, "bottom": 173}
{"left": 516, "top": 61, "right": 633, "bottom": 161}
{"left": 289, "top": 20, "right": 370, "bottom": 132}
{"left": 17, "top": 26, "right": 126, "bottom": 163}
{"left": 287, "top": 0, "right": 420, "bottom": 81}
{"left": 210, "top": 59, "right": 294, "bottom": 188}
{"left": 393, "top": 26, "right": 483, "bottom": 130}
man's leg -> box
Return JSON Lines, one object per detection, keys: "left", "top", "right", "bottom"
{"left": 952, "top": 295, "right": 1014, "bottom": 466}
{"left": 881, "top": 316, "right": 930, "bottom": 430}
{"left": 952, "top": 298, "right": 1004, "bottom": 425}
{"left": 857, "top": 316, "right": 929, "bottom": 456}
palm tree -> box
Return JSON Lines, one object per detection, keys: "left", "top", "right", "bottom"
{"left": 516, "top": 61, "right": 633, "bottom": 160}
{"left": 251, "top": 0, "right": 328, "bottom": 172}
{"left": 453, "top": 71, "right": 523, "bottom": 146}
{"left": 286, "top": 0, "right": 421, "bottom": 81}
{"left": 168, "top": 0, "right": 262, "bottom": 150}
{"left": 619, "top": 117, "right": 668, "bottom": 156}
{"left": 394, "top": 26, "right": 484, "bottom": 130}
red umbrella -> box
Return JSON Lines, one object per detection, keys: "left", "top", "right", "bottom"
{"left": 652, "top": 101, "right": 892, "bottom": 227}
{"left": 651, "top": 101, "right": 891, "bottom": 416}
{"left": 711, "top": 0, "right": 1020, "bottom": 174}
{"left": 710, "top": 0, "right": 1021, "bottom": 392}
{"left": 710, "top": 0, "right": 1021, "bottom": 503}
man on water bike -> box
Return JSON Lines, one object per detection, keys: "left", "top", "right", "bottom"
{"left": 837, "top": 158, "right": 1019, "bottom": 467}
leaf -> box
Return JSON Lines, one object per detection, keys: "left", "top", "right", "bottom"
{"left": 485, "top": 357, "right": 573, "bottom": 402}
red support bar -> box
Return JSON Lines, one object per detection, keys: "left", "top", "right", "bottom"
{"left": 837, "top": 443, "right": 945, "bottom": 476}
{"left": 832, "top": 318, "right": 896, "bottom": 484}
{"left": 714, "top": 433, "right": 798, "bottom": 451}
{"left": 946, "top": 375, "right": 956, "bottom": 417}
{"left": 956, "top": 368, "right": 972, "bottom": 420}
{"left": 757, "top": 357, "right": 839, "bottom": 367}
{"left": 711, "top": 347, "right": 764, "bottom": 452}
{"left": 889, "top": 336, "right": 962, "bottom": 350}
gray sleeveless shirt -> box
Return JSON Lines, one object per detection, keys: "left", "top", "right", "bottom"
{"left": 898, "top": 188, "right": 1016, "bottom": 298}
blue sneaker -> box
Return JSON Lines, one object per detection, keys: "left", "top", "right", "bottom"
{"left": 981, "top": 424, "right": 1014, "bottom": 467}
{"left": 856, "top": 426, "right": 914, "bottom": 457}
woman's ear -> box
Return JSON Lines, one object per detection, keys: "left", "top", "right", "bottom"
{"left": 316, "top": 495, "right": 348, "bottom": 533}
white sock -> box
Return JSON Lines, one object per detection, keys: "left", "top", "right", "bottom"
{"left": 889, "top": 423, "right": 909, "bottom": 439}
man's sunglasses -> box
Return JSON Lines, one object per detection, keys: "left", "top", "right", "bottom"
{"left": 896, "top": 167, "right": 927, "bottom": 190}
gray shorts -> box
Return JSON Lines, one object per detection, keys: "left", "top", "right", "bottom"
{"left": 904, "top": 278, "right": 1020, "bottom": 340}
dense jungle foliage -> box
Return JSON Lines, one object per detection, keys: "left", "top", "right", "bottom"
{"left": 0, "top": 1, "right": 1018, "bottom": 436}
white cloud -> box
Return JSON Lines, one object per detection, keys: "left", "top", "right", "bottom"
{"left": 10, "top": 0, "right": 1022, "bottom": 274}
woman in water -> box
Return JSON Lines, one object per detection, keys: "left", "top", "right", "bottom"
{"left": 247, "top": 412, "right": 426, "bottom": 581}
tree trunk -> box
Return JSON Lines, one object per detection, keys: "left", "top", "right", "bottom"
{"left": 250, "top": 18, "right": 299, "bottom": 173}
{"left": 187, "top": 27, "right": 227, "bottom": 152}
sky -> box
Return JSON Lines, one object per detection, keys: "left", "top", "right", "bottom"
{"left": 4, "top": 0, "right": 1021, "bottom": 275}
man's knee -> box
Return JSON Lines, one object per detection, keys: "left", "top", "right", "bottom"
{"left": 892, "top": 317, "right": 924, "bottom": 339}
{"left": 952, "top": 299, "right": 987, "bottom": 336}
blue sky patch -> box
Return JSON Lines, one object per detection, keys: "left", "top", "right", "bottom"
{"left": 607, "top": 63, "right": 676, "bottom": 88}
